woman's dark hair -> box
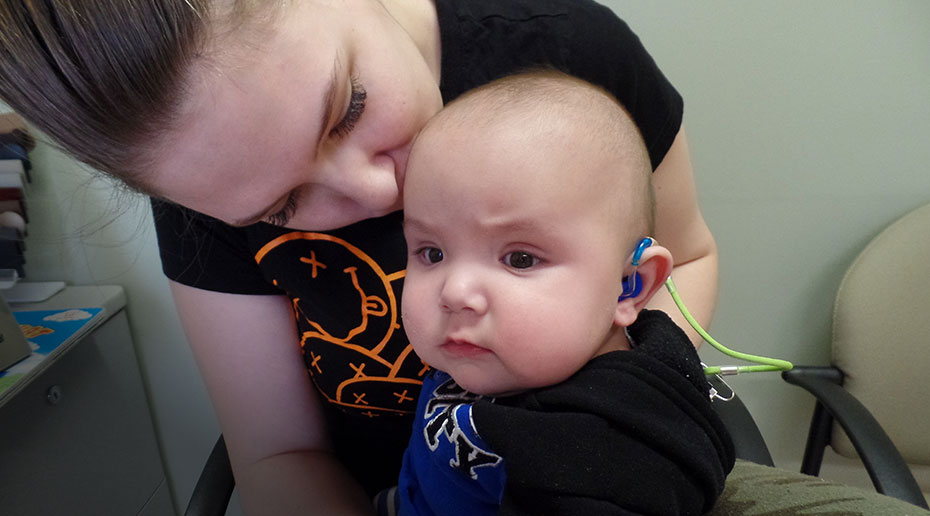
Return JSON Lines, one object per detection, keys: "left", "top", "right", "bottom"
{"left": 0, "top": 1, "right": 214, "bottom": 191}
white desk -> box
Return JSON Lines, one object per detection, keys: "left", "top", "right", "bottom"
{"left": 0, "top": 286, "right": 175, "bottom": 515}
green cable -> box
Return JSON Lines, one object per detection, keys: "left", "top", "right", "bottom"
{"left": 664, "top": 277, "right": 793, "bottom": 376}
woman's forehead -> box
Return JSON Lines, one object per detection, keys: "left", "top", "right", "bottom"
{"left": 152, "top": 6, "right": 341, "bottom": 177}
{"left": 150, "top": 68, "right": 334, "bottom": 215}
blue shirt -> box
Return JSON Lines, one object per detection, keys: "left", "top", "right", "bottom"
{"left": 396, "top": 371, "right": 506, "bottom": 516}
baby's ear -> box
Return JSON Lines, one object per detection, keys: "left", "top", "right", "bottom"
{"left": 614, "top": 245, "right": 673, "bottom": 327}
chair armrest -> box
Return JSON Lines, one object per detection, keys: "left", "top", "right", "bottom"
{"left": 184, "top": 435, "right": 236, "bottom": 516}
{"left": 782, "top": 366, "right": 928, "bottom": 509}
{"left": 708, "top": 376, "right": 775, "bottom": 467}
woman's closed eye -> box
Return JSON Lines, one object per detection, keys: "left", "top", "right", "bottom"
{"left": 331, "top": 77, "right": 366, "bottom": 139}
{"left": 261, "top": 78, "right": 366, "bottom": 227}
{"left": 261, "top": 78, "right": 365, "bottom": 227}
{"left": 265, "top": 190, "right": 300, "bottom": 226}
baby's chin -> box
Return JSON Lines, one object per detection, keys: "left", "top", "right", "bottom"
{"left": 455, "top": 369, "right": 580, "bottom": 397}
{"left": 481, "top": 387, "right": 528, "bottom": 398}
{"left": 453, "top": 375, "right": 528, "bottom": 398}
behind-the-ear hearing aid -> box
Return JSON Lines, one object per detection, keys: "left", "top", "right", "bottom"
{"left": 618, "top": 237, "right": 654, "bottom": 300}
{"left": 621, "top": 237, "right": 793, "bottom": 379}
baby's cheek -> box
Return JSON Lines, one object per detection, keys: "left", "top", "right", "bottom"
{"left": 401, "top": 292, "right": 430, "bottom": 345}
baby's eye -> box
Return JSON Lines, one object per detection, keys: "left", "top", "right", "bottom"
{"left": 417, "top": 247, "right": 444, "bottom": 264}
{"left": 504, "top": 251, "right": 539, "bottom": 269}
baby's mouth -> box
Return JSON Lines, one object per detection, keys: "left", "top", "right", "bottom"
{"left": 441, "top": 338, "right": 492, "bottom": 357}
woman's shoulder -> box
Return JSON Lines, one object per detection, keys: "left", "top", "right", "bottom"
{"left": 436, "top": 0, "right": 682, "bottom": 167}
{"left": 436, "top": 0, "right": 620, "bottom": 24}
{"left": 150, "top": 198, "right": 283, "bottom": 293}
{"left": 436, "top": 0, "right": 639, "bottom": 60}
{"left": 436, "top": 0, "right": 649, "bottom": 94}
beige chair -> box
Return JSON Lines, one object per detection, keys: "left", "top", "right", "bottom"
{"left": 783, "top": 201, "right": 930, "bottom": 508}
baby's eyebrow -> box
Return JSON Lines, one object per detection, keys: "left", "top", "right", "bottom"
{"left": 402, "top": 217, "right": 433, "bottom": 235}
{"left": 485, "top": 219, "right": 545, "bottom": 234}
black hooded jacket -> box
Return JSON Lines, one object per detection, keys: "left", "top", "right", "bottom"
{"left": 471, "top": 309, "right": 735, "bottom": 515}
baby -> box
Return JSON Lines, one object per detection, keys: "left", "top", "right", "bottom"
{"left": 384, "top": 70, "right": 733, "bottom": 516}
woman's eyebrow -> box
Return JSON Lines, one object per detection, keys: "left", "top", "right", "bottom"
{"left": 317, "top": 59, "right": 340, "bottom": 147}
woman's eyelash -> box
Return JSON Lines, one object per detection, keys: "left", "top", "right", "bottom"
{"left": 331, "top": 77, "right": 366, "bottom": 138}
{"left": 266, "top": 190, "right": 299, "bottom": 226}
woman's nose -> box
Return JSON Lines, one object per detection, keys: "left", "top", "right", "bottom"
{"left": 324, "top": 149, "right": 402, "bottom": 210}
{"left": 439, "top": 267, "right": 488, "bottom": 315}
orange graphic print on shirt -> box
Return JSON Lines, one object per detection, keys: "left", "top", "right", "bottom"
{"left": 255, "top": 232, "right": 426, "bottom": 418}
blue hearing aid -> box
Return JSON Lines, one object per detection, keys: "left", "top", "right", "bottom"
{"left": 618, "top": 238, "right": 654, "bottom": 300}
{"left": 619, "top": 274, "right": 643, "bottom": 300}
{"left": 615, "top": 238, "right": 795, "bottom": 380}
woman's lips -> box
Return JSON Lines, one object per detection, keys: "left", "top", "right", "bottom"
{"left": 441, "top": 339, "right": 492, "bottom": 357}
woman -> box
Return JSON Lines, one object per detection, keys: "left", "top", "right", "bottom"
{"left": 0, "top": 0, "right": 717, "bottom": 513}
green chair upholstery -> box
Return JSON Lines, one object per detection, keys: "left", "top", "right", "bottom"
{"left": 711, "top": 460, "right": 929, "bottom": 516}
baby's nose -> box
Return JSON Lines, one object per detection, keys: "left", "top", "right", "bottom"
{"left": 439, "top": 268, "right": 488, "bottom": 315}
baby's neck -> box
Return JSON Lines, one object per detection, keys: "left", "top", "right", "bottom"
{"left": 595, "top": 325, "right": 633, "bottom": 359}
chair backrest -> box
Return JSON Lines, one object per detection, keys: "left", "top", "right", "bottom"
{"left": 831, "top": 201, "right": 930, "bottom": 465}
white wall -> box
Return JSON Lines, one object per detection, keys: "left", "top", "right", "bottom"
{"left": 609, "top": 0, "right": 930, "bottom": 489}
{"left": 5, "top": 1, "right": 930, "bottom": 512}
{"left": 13, "top": 143, "right": 223, "bottom": 513}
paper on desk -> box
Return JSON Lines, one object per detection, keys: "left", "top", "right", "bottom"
{"left": 0, "top": 307, "right": 103, "bottom": 400}
{"left": 1, "top": 281, "right": 66, "bottom": 303}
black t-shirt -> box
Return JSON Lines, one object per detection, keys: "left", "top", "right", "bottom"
{"left": 152, "top": 0, "right": 683, "bottom": 495}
